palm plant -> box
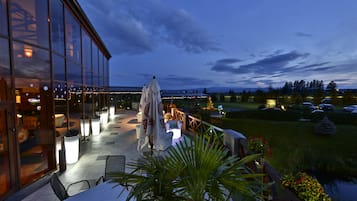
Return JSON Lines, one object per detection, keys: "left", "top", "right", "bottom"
{"left": 111, "top": 136, "right": 266, "bottom": 201}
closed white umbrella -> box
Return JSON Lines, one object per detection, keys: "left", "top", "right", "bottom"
{"left": 138, "top": 85, "right": 147, "bottom": 113}
{"left": 137, "top": 85, "right": 148, "bottom": 151}
{"left": 143, "top": 76, "right": 167, "bottom": 153}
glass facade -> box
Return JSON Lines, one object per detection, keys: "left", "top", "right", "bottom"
{"left": 10, "top": 0, "right": 49, "bottom": 48}
{"left": 0, "top": 0, "right": 111, "bottom": 199}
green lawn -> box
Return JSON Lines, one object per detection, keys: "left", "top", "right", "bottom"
{"left": 221, "top": 118, "right": 357, "bottom": 178}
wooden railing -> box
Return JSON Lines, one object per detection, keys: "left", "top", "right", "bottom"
{"left": 170, "top": 107, "right": 300, "bottom": 201}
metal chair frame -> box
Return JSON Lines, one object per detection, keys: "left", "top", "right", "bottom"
{"left": 50, "top": 172, "right": 90, "bottom": 201}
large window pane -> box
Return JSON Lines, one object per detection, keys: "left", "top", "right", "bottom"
{"left": 53, "top": 54, "right": 67, "bottom": 115}
{"left": 0, "top": 38, "right": 10, "bottom": 88}
{"left": 10, "top": 0, "right": 49, "bottom": 48}
{"left": 12, "top": 42, "right": 50, "bottom": 79}
{"left": 0, "top": 0, "right": 8, "bottom": 36}
{"left": 82, "top": 31, "right": 92, "bottom": 86}
{"left": 92, "top": 43, "right": 98, "bottom": 86}
{"left": 67, "top": 61, "right": 81, "bottom": 85}
{"left": 65, "top": 9, "right": 80, "bottom": 63}
{"left": 52, "top": 55, "right": 67, "bottom": 165}
{"left": 0, "top": 38, "right": 11, "bottom": 197}
{"left": 50, "top": 0, "right": 64, "bottom": 55}
{"left": 13, "top": 42, "right": 54, "bottom": 186}
{"left": 82, "top": 31, "right": 93, "bottom": 117}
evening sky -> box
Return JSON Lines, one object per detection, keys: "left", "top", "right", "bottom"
{"left": 78, "top": 0, "right": 357, "bottom": 90}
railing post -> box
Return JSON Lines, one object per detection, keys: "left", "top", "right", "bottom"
{"left": 223, "top": 129, "right": 247, "bottom": 158}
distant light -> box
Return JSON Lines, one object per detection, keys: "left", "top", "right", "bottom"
{"left": 28, "top": 98, "right": 40, "bottom": 103}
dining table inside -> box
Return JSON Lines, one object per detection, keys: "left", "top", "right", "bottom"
{"left": 64, "top": 181, "right": 135, "bottom": 201}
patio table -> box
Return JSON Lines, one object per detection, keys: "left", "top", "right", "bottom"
{"left": 64, "top": 181, "right": 135, "bottom": 201}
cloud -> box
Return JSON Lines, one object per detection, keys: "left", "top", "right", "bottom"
{"left": 160, "top": 75, "right": 216, "bottom": 88}
{"left": 300, "top": 62, "right": 330, "bottom": 69}
{"left": 211, "top": 51, "right": 309, "bottom": 75}
{"left": 295, "top": 32, "right": 312, "bottom": 37}
{"left": 216, "top": 58, "right": 242, "bottom": 64}
{"left": 78, "top": 0, "right": 220, "bottom": 55}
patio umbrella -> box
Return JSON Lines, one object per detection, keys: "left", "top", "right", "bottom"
{"left": 138, "top": 85, "right": 147, "bottom": 113}
{"left": 137, "top": 85, "right": 149, "bottom": 152}
{"left": 143, "top": 76, "right": 166, "bottom": 153}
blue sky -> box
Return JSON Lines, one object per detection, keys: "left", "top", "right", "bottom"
{"left": 78, "top": 0, "right": 357, "bottom": 90}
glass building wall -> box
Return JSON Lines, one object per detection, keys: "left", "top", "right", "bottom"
{"left": 0, "top": 0, "right": 111, "bottom": 198}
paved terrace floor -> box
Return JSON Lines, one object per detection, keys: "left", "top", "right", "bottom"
{"left": 22, "top": 110, "right": 146, "bottom": 201}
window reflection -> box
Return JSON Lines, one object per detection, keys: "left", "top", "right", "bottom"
{"left": 65, "top": 9, "right": 81, "bottom": 63}
{"left": 10, "top": 0, "right": 49, "bottom": 48}
{"left": 0, "top": 0, "right": 8, "bottom": 36}
{"left": 50, "top": 0, "right": 64, "bottom": 55}
{"left": 12, "top": 42, "right": 50, "bottom": 79}
{"left": 13, "top": 41, "right": 53, "bottom": 186}
{"left": 0, "top": 37, "right": 11, "bottom": 197}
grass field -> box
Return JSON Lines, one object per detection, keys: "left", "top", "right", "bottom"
{"left": 221, "top": 117, "right": 357, "bottom": 178}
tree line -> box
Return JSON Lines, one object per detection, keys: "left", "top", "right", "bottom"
{"left": 207, "top": 80, "right": 357, "bottom": 106}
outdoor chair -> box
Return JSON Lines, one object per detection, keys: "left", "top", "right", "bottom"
{"left": 96, "top": 155, "right": 126, "bottom": 184}
{"left": 50, "top": 172, "right": 91, "bottom": 201}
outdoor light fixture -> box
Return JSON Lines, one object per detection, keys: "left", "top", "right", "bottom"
{"left": 100, "top": 111, "right": 108, "bottom": 126}
{"left": 91, "top": 118, "right": 100, "bottom": 136}
{"left": 64, "top": 135, "right": 79, "bottom": 164}
{"left": 110, "top": 106, "right": 115, "bottom": 118}
{"left": 80, "top": 119, "right": 90, "bottom": 137}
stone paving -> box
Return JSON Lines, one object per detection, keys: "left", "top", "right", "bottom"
{"left": 22, "top": 110, "right": 142, "bottom": 201}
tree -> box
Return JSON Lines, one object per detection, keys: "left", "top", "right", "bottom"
{"left": 281, "top": 82, "right": 293, "bottom": 95}
{"left": 254, "top": 89, "right": 265, "bottom": 103}
{"left": 219, "top": 93, "right": 225, "bottom": 102}
{"left": 210, "top": 93, "right": 217, "bottom": 102}
{"left": 229, "top": 90, "right": 237, "bottom": 102}
{"left": 342, "top": 90, "right": 355, "bottom": 105}
{"left": 241, "top": 90, "right": 250, "bottom": 102}
{"left": 326, "top": 81, "right": 338, "bottom": 105}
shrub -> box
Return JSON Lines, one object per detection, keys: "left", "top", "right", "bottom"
{"left": 281, "top": 172, "right": 332, "bottom": 201}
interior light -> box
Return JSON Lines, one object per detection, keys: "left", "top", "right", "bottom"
{"left": 24, "top": 48, "right": 33, "bottom": 58}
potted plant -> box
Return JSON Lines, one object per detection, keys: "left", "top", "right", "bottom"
{"left": 111, "top": 136, "right": 267, "bottom": 201}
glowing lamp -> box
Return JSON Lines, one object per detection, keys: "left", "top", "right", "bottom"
{"left": 24, "top": 47, "right": 33, "bottom": 58}
{"left": 100, "top": 111, "right": 108, "bottom": 126}
{"left": 91, "top": 118, "right": 100, "bottom": 136}
{"left": 110, "top": 106, "right": 115, "bottom": 117}
{"left": 80, "top": 119, "right": 90, "bottom": 137}
{"left": 16, "top": 95, "right": 21, "bottom": 103}
{"left": 64, "top": 135, "right": 79, "bottom": 164}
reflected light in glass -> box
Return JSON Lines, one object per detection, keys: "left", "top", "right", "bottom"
{"left": 80, "top": 119, "right": 90, "bottom": 136}
{"left": 110, "top": 106, "right": 115, "bottom": 117}
{"left": 100, "top": 111, "right": 108, "bottom": 125}
{"left": 16, "top": 95, "right": 21, "bottom": 103}
{"left": 24, "top": 47, "right": 33, "bottom": 58}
